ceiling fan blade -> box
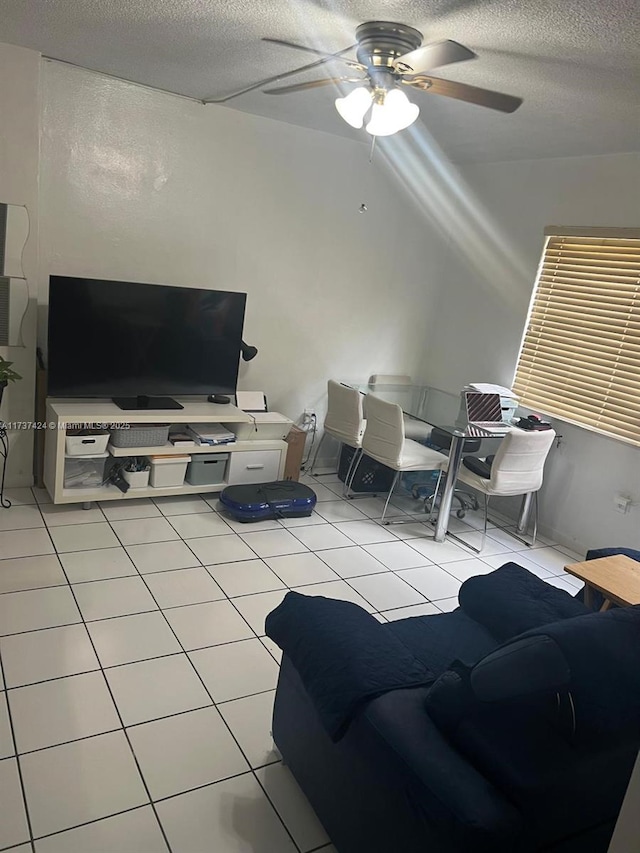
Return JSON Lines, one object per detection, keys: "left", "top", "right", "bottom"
{"left": 262, "top": 38, "right": 366, "bottom": 71}
{"left": 404, "top": 75, "right": 522, "bottom": 113}
{"left": 264, "top": 77, "right": 365, "bottom": 95}
{"left": 204, "top": 43, "right": 360, "bottom": 103}
{"left": 394, "top": 39, "right": 476, "bottom": 74}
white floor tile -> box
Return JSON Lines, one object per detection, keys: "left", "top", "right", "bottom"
{"left": 256, "top": 762, "right": 330, "bottom": 853}
{"left": 105, "top": 654, "right": 212, "bottom": 726}
{"left": 291, "top": 580, "right": 375, "bottom": 613}
{"left": 525, "top": 546, "right": 577, "bottom": 574}
{"left": 0, "top": 586, "right": 81, "bottom": 636}
{"left": 9, "top": 671, "right": 120, "bottom": 753}
{"left": 99, "top": 499, "right": 162, "bottom": 521}
{"left": 0, "top": 691, "right": 14, "bottom": 758}
{"left": 144, "top": 567, "right": 225, "bottom": 608}
{"left": 34, "top": 806, "right": 168, "bottom": 853}
{"left": 0, "top": 504, "right": 45, "bottom": 530}
{"left": 73, "top": 576, "right": 158, "bottom": 621}
{"left": 164, "top": 600, "right": 254, "bottom": 650}
{"left": 0, "top": 527, "right": 54, "bottom": 559}
{"left": 40, "top": 504, "right": 105, "bottom": 527}
{"left": 347, "top": 496, "right": 408, "bottom": 519}
{"left": 154, "top": 495, "right": 213, "bottom": 516}
{"left": 278, "top": 512, "right": 328, "bottom": 528}
{"left": 128, "top": 706, "right": 249, "bottom": 800}
{"left": 303, "top": 483, "right": 342, "bottom": 502}
{"left": 31, "top": 487, "right": 53, "bottom": 505}
{"left": 483, "top": 526, "right": 534, "bottom": 552}
{"left": 49, "top": 522, "right": 119, "bottom": 553}
{"left": 442, "top": 558, "right": 496, "bottom": 582}
{"left": 231, "top": 590, "right": 289, "bottom": 636}
{"left": 126, "top": 540, "right": 201, "bottom": 574}
{"left": 555, "top": 544, "right": 584, "bottom": 562}
{"left": 207, "top": 559, "right": 286, "bottom": 598}
{"left": 479, "top": 551, "right": 554, "bottom": 578}
{"left": 111, "top": 517, "right": 180, "bottom": 546}
{"left": 220, "top": 514, "right": 284, "bottom": 533}
{"left": 1, "top": 624, "right": 99, "bottom": 688}
{"left": 0, "top": 554, "right": 66, "bottom": 594}
{"left": 558, "top": 571, "right": 585, "bottom": 590}
{"left": 363, "top": 541, "right": 432, "bottom": 570}
{"left": 314, "top": 500, "right": 367, "bottom": 523}
{"left": 316, "top": 546, "right": 389, "bottom": 578}
{"left": 290, "top": 525, "right": 355, "bottom": 551}
{"left": 0, "top": 758, "right": 30, "bottom": 849}
{"left": 545, "top": 575, "right": 584, "bottom": 595}
{"left": 168, "top": 512, "right": 232, "bottom": 539}
{"left": 333, "top": 520, "right": 399, "bottom": 545}
{"left": 260, "top": 636, "right": 282, "bottom": 663}
{"left": 265, "top": 552, "right": 339, "bottom": 587}
{"left": 4, "top": 487, "right": 36, "bottom": 505}
{"left": 403, "top": 537, "right": 470, "bottom": 563}
{"left": 87, "top": 611, "right": 182, "bottom": 667}
{"left": 381, "top": 602, "right": 440, "bottom": 620}
{"left": 219, "top": 690, "right": 278, "bottom": 768}
{"left": 396, "top": 565, "right": 463, "bottom": 601}
{"left": 20, "top": 731, "right": 148, "bottom": 838}
{"left": 239, "top": 529, "right": 309, "bottom": 559}
{"left": 59, "top": 547, "right": 137, "bottom": 583}
{"left": 190, "top": 639, "right": 279, "bottom": 703}
{"left": 435, "top": 597, "right": 460, "bottom": 613}
{"left": 156, "top": 772, "right": 297, "bottom": 853}
{"left": 349, "top": 573, "right": 426, "bottom": 611}
{"left": 449, "top": 530, "right": 513, "bottom": 556}
{"left": 186, "top": 534, "right": 257, "bottom": 565}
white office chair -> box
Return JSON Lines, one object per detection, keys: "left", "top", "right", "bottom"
{"left": 452, "top": 427, "right": 556, "bottom": 549}
{"left": 351, "top": 394, "right": 448, "bottom": 524}
{"left": 368, "top": 374, "right": 432, "bottom": 443}
{"left": 310, "top": 380, "right": 366, "bottom": 491}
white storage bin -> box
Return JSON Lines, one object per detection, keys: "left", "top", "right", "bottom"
{"left": 123, "top": 468, "right": 150, "bottom": 489}
{"left": 230, "top": 413, "right": 293, "bottom": 441}
{"left": 149, "top": 455, "right": 190, "bottom": 488}
{"left": 65, "top": 432, "right": 109, "bottom": 456}
{"left": 64, "top": 453, "right": 109, "bottom": 489}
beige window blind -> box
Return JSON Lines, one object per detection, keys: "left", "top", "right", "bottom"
{"left": 513, "top": 226, "right": 640, "bottom": 446}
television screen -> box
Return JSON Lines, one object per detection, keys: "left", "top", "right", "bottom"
{"left": 47, "top": 276, "right": 247, "bottom": 398}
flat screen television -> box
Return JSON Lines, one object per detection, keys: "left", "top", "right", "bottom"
{"left": 47, "top": 276, "right": 247, "bottom": 409}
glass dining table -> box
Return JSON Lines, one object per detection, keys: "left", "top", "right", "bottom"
{"left": 347, "top": 383, "right": 518, "bottom": 543}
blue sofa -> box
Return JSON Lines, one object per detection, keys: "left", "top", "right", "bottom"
{"left": 266, "top": 551, "right": 640, "bottom": 853}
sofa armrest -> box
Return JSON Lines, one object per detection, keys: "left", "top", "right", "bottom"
{"left": 587, "top": 547, "right": 640, "bottom": 563}
{"left": 458, "top": 563, "right": 589, "bottom": 642}
{"left": 265, "top": 591, "right": 432, "bottom": 740}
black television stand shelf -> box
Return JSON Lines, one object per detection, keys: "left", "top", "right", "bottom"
{"left": 113, "top": 395, "right": 184, "bottom": 411}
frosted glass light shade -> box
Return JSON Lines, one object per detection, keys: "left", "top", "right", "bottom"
{"left": 365, "top": 88, "right": 420, "bottom": 136}
{"left": 335, "top": 87, "right": 373, "bottom": 129}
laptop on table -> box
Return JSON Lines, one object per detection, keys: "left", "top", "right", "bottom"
{"left": 463, "top": 392, "right": 509, "bottom": 434}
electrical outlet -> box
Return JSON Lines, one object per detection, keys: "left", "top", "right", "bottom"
{"left": 301, "top": 409, "right": 316, "bottom": 429}
{"left": 613, "top": 494, "right": 631, "bottom": 514}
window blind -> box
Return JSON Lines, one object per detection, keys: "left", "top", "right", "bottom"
{"left": 513, "top": 226, "right": 640, "bottom": 446}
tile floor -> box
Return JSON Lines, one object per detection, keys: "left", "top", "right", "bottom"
{"left": 0, "top": 477, "right": 584, "bottom": 852}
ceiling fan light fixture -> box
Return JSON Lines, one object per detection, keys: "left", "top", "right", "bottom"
{"left": 365, "top": 88, "right": 419, "bottom": 136}
{"left": 335, "top": 86, "right": 373, "bottom": 128}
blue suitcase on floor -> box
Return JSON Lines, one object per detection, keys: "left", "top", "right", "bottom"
{"left": 219, "top": 480, "right": 317, "bottom": 522}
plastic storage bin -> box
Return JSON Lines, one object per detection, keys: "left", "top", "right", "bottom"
{"left": 64, "top": 453, "right": 109, "bottom": 489}
{"left": 65, "top": 431, "right": 110, "bottom": 456}
{"left": 186, "top": 453, "right": 229, "bottom": 486}
{"left": 110, "top": 424, "right": 170, "bottom": 448}
{"left": 149, "top": 455, "right": 190, "bottom": 488}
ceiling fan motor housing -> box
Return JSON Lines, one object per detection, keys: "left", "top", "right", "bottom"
{"left": 355, "top": 21, "right": 423, "bottom": 69}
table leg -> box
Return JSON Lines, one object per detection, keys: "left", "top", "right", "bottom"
{"left": 434, "top": 433, "right": 465, "bottom": 543}
{"left": 600, "top": 599, "right": 613, "bottom": 612}
{"left": 583, "top": 584, "right": 593, "bottom": 609}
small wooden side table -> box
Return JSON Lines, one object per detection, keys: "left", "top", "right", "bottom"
{"left": 564, "top": 555, "right": 640, "bottom": 611}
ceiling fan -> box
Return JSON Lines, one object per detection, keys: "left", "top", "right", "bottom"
{"left": 205, "top": 21, "right": 523, "bottom": 137}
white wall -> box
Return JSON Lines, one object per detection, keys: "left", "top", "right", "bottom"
{"left": 0, "top": 43, "right": 40, "bottom": 486}
{"left": 421, "top": 152, "right": 640, "bottom": 553}
{"left": 38, "top": 61, "right": 442, "bottom": 461}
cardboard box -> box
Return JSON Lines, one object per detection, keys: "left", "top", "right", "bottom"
{"left": 284, "top": 425, "right": 306, "bottom": 481}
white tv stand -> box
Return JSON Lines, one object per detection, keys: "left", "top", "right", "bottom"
{"left": 44, "top": 398, "right": 289, "bottom": 505}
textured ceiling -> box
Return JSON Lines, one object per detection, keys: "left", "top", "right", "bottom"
{"left": 0, "top": 0, "right": 638, "bottom": 162}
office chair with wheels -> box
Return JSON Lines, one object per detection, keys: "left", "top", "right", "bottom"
{"left": 452, "top": 427, "right": 556, "bottom": 550}
{"left": 310, "top": 381, "right": 365, "bottom": 493}
{"left": 368, "top": 374, "right": 432, "bottom": 442}
{"left": 351, "top": 394, "right": 448, "bottom": 524}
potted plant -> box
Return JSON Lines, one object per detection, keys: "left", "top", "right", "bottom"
{"left": 0, "top": 356, "right": 21, "bottom": 407}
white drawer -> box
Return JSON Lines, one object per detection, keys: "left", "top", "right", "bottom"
{"left": 227, "top": 450, "right": 281, "bottom": 485}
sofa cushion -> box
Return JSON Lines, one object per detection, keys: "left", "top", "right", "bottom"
{"left": 265, "top": 591, "right": 433, "bottom": 740}
{"left": 458, "top": 563, "right": 589, "bottom": 642}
